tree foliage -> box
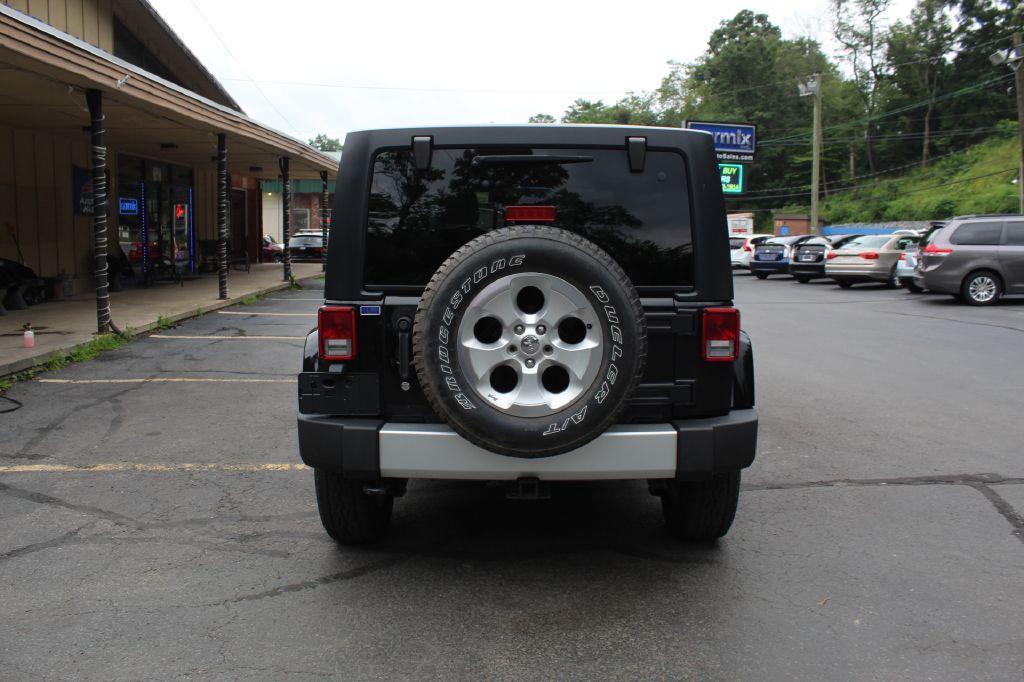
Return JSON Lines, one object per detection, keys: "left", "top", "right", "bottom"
{"left": 308, "top": 133, "right": 343, "bottom": 152}
{"left": 529, "top": 2, "right": 1021, "bottom": 223}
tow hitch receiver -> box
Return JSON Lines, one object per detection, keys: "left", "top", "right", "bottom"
{"left": 506, "top": 477, "right": 551, "bottom": 500}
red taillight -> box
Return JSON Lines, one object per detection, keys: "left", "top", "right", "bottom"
{"left": 743, "top": 244, "right": 752, "bottom": 252}
{"left": 702, "top": 308, "right": 739, "bottom": 362}
{"left": 505, "top": 205, "right": 556, "bottom": 223}
{"left": 923, "top": 243, "right": 953, "bottom": 255}
{"left": 318, "top": 306, "right": 356, "bottom": 361}
{"left": 898, "top": 252, "right": 906, "bottom": 261}
{"left": 826, "top": 251, "right": 837, "bottom": 259}
{"left": 860, "top": 251, "right": 879, "bottom": 260}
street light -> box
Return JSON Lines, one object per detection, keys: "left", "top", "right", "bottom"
{"left": 989, "top": 46, "right": 1023, "bottom": 69}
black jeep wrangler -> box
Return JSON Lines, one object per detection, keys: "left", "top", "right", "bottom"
{"left": 298, "top": 125, "right": 757, "bottom": 543}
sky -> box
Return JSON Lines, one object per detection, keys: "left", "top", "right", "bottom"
{"left": 148, "top": 0, "right": 915, "bottom": 145}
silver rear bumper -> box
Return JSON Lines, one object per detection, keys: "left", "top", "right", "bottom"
{"left": 380, "top": 424, "right": 677, "bottom": 480}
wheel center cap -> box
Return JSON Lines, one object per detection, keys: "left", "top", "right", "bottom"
{"left": 521, "top": 335, "right": 540, "bottom": 355}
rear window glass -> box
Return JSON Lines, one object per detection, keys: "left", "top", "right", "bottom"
{"left": 844, "top": 236, "right": 891, "bottom": 249}
{"left": 364, "top": 147, "right": 693, "bottom": 287}
{"left": 951, "top": 221, "right": 1002, "bottom": 245}
{"left": 729, "top": 238, "right": 746, "bottom": 249}
{"left": 289, "top": 236, "right": 321, "bottom": 247}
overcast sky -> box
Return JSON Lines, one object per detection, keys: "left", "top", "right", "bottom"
{"left": 149, "top": 0, "right": 914, "bottom": 144}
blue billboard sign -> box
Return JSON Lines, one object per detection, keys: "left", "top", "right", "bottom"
{"left": 685, "top": 121, "right": 756, "bottom": 162}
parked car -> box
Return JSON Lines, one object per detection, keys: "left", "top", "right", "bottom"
{"left": 749, "top": 235, "right": 818, "bottom": 279}
{"left": 788, "top": 235, "right": 865, "bottom": 283}
{"left": 910, "top": 222, "right": 946, "bottom": 292}
{"left": 730, "top": 235, "right": 769, "bottom": 270}
{"left": 262, "top": 234, "right": 284, "bottom": 262}
{"left": 917, "top": 214, "right": 1024, "bottom": 305}
{"left": 298, "top": 125, "right": 757, "bottom": 544}
{"left": 288, "top": 232, "right": 326, "bottom": 261}
{"left": 895, "top": 224, "right": 944, "bottom": 292}
{"left": 825, "top": 233, "right": 919, "bottom": 288}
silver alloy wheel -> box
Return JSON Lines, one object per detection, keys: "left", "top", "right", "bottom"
{"left": 457, "top": 272, "right": 603, "bottom": 417}
{"left": 968, "top": 275, "right": 997, "bottom": 302}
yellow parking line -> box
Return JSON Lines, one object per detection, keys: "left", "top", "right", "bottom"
{"left": 0, "top": 463, "right": 306, "bottom": 473}
{"left": 218, "top": 311, "right": 314, "bottom": 317}
{"left": 37, "top": 378, "right": 293, "bottom": 384}
{"left": 150, "top": 334, "right": 304, "bottom": 340}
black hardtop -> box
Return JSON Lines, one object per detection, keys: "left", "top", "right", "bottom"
{"left": 325, "top": 124, "right": 733, "bottom": 302}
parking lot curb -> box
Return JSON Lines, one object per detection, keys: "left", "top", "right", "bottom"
{"left": 0, "top": 278, "right": 318, "bottom": 381}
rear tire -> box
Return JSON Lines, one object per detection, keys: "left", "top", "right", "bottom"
{"left": 754, "top": 272, "right": 768, "bottom": 280}
{"left": 314, "top": 469, "right": 393, "bottom": 544}
{"left": 837, "top": 280, "right": 853, "bottom": 289}
{"left": 885, "top": 267, "right": 898, "bottom": 289}
{"left": 796, "top": 276, "right": 810, "bottom": 284}
{"left": 960, "top": 270, "right": 1002, "bottom": 306}
{"left": 662, "top": 472, "right": 741, "bottom": 541}
{"left": 903, "top": 281, "right": 923, "bottom": 293}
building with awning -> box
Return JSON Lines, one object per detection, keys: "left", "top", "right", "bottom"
{"left": 0, "top": 0, "right": 336, "bottom": 330}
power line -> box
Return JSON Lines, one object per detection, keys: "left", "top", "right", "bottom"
{"left": 188, "top": 0, "right": 299, "bottom": 136}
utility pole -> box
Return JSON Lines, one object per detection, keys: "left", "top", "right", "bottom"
{"left": 800, "top": 73, "right": 823, "bottom": 233}
{"left": 991, "top": 34, "right": 1024, "bottom": 213}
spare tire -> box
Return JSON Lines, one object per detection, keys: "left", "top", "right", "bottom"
{"left": 413, "top": 225, "right": 646, "bottom": 458}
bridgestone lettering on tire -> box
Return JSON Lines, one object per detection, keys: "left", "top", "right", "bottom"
{"left": 413, "top": 225, "right": 647, "bottom": 458}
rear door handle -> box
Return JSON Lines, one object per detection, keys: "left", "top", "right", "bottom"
{"left": 396, "top": 317, "right": 412, "bottom": 383}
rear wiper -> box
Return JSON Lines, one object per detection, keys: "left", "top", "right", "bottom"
{"left": 471, "top": 154, "right": 594, "bottom": 166}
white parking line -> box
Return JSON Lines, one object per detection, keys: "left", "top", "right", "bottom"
{"left": 38, "top": 378, "right": 293, "bottom": 384}
{"left": 0, "top": 463, "right": 306, "bottom": 473}
{"left": 149, "top": 334, "right": 304, "bottom": 340}
{"left": 218, "top": 311, "right": 314, "bottom": 317}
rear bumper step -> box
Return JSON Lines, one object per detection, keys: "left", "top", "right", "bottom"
{"left": 297, "top": 409, "right": 758, "bottom": 481}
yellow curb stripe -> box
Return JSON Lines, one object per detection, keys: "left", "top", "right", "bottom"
{"left": 150, "top": 334, "right": 304, "bottom": 340}
{"left": 37, "top": 378, "right": 293, "bottom": 384}
{"left": 0, "top": 463, "right": 307, "bottom": 473}
{"left": 217, "top": 311, "right": 315, "bottom": 317}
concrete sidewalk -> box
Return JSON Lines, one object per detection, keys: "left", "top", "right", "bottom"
{"left": 1, "top": 263, "right": 322, "bottom": 377}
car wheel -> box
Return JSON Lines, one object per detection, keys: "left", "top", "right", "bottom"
{"left": 903, "top": 281, "right": 923, "bottom": 293}
{"left": 314, "top": 469, "right": 393, "bottom": 544}
{"left": 885, "top": 267, "right": 898, "bottom": 289}
{"left": 837, "top": 280, "right": 852, "bottom": 289}
{"left": 796, "top": 276, "right": 810, "bottom": 284}
{"left": 661, "top": 471, "right": 741, "bottom": 541}
{"left": 960, "top": 270, "right": 1002, "bottom": 306}
{"left": 272, "top": 254, "right": 282, "bottom": 263}
{"left": 754, "top": 272, "right": 768, "bottom": 280}
{"left": 413, "top": 225, "right": 647, "bottom": 458}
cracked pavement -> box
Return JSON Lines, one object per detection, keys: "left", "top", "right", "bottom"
{"left": 1, "top": 276, "right": 1023, "bottom": 679}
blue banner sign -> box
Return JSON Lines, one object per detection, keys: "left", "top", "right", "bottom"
{"left": 119, "top": 197, "right": 139, "bottom": 215}
{"left": 685, "top": 121, "right": 756, "bottom": 162}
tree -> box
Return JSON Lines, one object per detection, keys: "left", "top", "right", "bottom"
{"left": 832, "top": 0, "right": 893, "bottom": 173}
{"left": 887, "top": 0, "right": 955, "bottom": 164}
{"left": 528, "top": 113, "right": 557, "bottom": 123}
{"left": 308, "top": 133, "right": 343, "bottom": 152}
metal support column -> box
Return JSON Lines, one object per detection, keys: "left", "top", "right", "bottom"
{"left": 279, "top": 157, "right": 292, "bottom": 282}
{"left": 320, "top": 171, "right": 329, "bottom": 272}
{"left": 217, "top": 133, "right": 228, "bottom": 300}
{"left": 86, "top": 89, "right": 111, "bottom": 334}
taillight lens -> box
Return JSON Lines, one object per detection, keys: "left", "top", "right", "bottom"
{"left": 826, "top": 251, "right": 837, "bottom": 259}
{"left": 923, "top": 243, "right": 953, "bottom": 255}
{"left": 860, "top": 251, "right": 879, "bottom": 260}
{"left": 898, "top": 252, "right": 906, "bottom": 261}
{"left": 702, "top": 308, "right": 739, "bottom": 362}
{"left": 505, "top": 205, "right": 556, "bottom": 223}
{"left": 743, "top": 244, "right": 752, "bottom": 252}
{"left": 318, "top": 306, "right": 356, "bottom": 361}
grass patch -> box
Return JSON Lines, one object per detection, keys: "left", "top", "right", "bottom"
{"left": 0, "top": 332, "right": 131, "bottom": 393}
{"left": 155, "top": 314, "right": 174, "bottom": 330}
{"left": 240, "top": 294, "right": 261, "bottom": 305}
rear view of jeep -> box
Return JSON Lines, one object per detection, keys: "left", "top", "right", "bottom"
{"left": 298, "top": 125, "right": 757, "bottom": 543}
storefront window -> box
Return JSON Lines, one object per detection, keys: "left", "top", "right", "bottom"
{"left": 117, "top": 155, "right": 194, "bottom": 277}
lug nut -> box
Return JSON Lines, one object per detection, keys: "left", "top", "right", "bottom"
{"left": 514, "top": 324, "right": 525, "bottom": 335}
{"left": 536, "top": 324, "right": 547, "bottom": 335}
{"left": 525, "top": 358, "right": 536, "bottom": 368}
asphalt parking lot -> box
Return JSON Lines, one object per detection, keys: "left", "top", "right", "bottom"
{"left": 2, "top": 274, "right": 1023, "bottom": 679}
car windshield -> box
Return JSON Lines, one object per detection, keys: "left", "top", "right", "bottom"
{"left": 729, "top": 238, "right": 746, "bottom": 249}
{"left": 289, "top": 236, "right": 321, "bottom": 247}
{"left": 843, "top": 235, "right": 892, "bottom": 249}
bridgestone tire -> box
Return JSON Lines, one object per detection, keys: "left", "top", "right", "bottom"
{"left": 314, "top": 469, "right": 393, "bottom": 544}
{"left": 413, "top": 225, "right": 647, "bottom": 458}
{"left": 662, "top": 472, "right": 741, "bottom": 541}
